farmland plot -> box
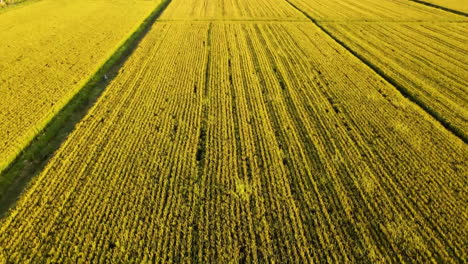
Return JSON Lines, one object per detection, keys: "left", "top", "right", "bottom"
{"left": 286, "top": 0, "right": 468, "bottom": 139}
{"left": 0, "top": 0, "right": 161, "bottom": 173}
{"left": 321, "top": 22, "right": 468, "bottom": 138}
{"left": 0, "top": 0, "right": 466, "bottom": 258}
{"left": 1, "top": 0, "right": 24, "bottom": 6}
{"left": 285, "top": 0, "right": 465, "bottom": 21}
{"left": 414, "top": 0, "right": 468, "bottom": 14}
{"left": 159, "top": 0, "right": 306, "bottom": 20}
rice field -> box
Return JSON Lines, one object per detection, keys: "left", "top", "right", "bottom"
{"left": 321, "top": 22, "right": 468, "bottom": 139}
{"left": 414, "top": 0, "right": 468, "bottom": 14}
{"left": 0, "top": 0, "right": 161, "bottom": 173}
{"left": 0, "top": 0, "right": 466, "bottom": 262}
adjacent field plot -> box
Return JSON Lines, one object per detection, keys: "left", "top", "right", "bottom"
{"left": 285, "top": 0, "right": 468, "bottom": 139}
{"left": 321, "top": 22, "right": 468, "bottom": 138}
{"left": 3, "top": 0, "right": 20, "bottom": 4}
{"left": 1, "top": 0, "right": 25, "bottom": 5}
{"left": 159, "top": 0, "right": 306, "bottom": 20}
{"left": 287, "top": 0, "right": 466, "bottom": 21}
{"left": 0, "top": 18, "right": 465, "bottom": 262}
{"left": 415, "top": 0, "right": 468, "bottom": 14}
{"left": 0, "top": 0, "right": 161, "bottom": 173}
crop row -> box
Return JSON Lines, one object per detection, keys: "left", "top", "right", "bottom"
{"left": 1, "top": 16, "right": 466, "bottom": 262}
{"left": 321, "top": 22, "right": 468, "bottom": 138}
{"left": 159, "top": 0, "right": 305, "bottom": 21}
{"left": 288, "top": 0, "right": 466, "bottom": 21}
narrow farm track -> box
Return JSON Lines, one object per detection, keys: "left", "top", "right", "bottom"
{"left": 0, "top": 0, "right": 466, "bottom": 262}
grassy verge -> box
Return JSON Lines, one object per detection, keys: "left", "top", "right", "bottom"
{"left": 0, "top": 0, "right": 172, "bottom": 217}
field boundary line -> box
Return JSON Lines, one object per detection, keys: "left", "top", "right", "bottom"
{"left": 408, "top": 0, "right": 468, "bottom": 17}
{"left": 283, "top": 0, "right": 468, "bottom": 143}
{"left": 190, "top": 22, "right": 213, "bottom": 262}
{"left": 0, "top": 0, "right": 173, "bottom": 217}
